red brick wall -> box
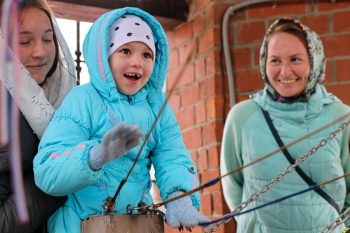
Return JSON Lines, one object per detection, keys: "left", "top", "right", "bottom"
{"left": 159, "top": 1, "right": 350, "bottom": 233}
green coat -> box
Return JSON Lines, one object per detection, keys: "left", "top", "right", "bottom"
{"left": 221, "top": 85, "right": 350, "bottom": 233}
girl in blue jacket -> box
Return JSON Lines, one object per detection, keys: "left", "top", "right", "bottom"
{"left": 220, "top": 17, "right": 350, "bottom": 233}
{"left": 34, "top": 7, "right": 209, "bottom": 233}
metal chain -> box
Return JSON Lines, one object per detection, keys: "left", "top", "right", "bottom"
{"left": 319, "top": 207, "right": 350, "bottom": 233}
{"left": 203, "top": 117, "right": 350, "bottom": 233}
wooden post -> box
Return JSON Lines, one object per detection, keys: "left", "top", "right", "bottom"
{"left": 81, "top": 214, "right": 164, "bottom": 233}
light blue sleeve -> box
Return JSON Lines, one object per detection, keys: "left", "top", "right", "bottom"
{"left": 33, "top": 87, "right": 103, "bottom": 196}
{"left": 220, "top": 105, "right": 244, "bottom": 211}
{"left": 150, "top": 96, "right": 200, "bottom": 208}
{"left": 220, "top": 100, "right": 260, "bottom": 211}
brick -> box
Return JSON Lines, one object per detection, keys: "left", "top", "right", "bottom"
{"left": 173, "top": 22, "right": 193, "bottom": 48}
{"left": 333, "top": 11, "right": 350, "bottom": 33}
{"left": 166, "top": 31, "right": 175, "bottom": 50}
{"left": 198, "top": 30, "right": 215, "bottom": 54}
{"left": 300, "top": 14, "right": 329, "bottom": 35}
{"left": 199, "top": 77, "right": 216, "bottom": 99}
{"left": 335, "top": 59, "right": 350, "bottom": 82}
{"left": 231, "top": 47, "right": 251, "bottom": 70}
{"left": 176, "top": 106, "right": 195, "bottom": 130}
{"left": 179, "top": 40, "right": 197, "bottom": 65}
{"left": 228, "top": 5, "right": 246, "bottom": 23}
{"left": 200, "top": 193, "right": 213, "bottom": 216}
{"left": 212, "top": 191, "right": 226, "bottom": 215}
{"left": 181, "top": 83, "right": 200, "bottom": 107}
{"left": 322, "top": 34, "right": 350, "bottom": 57}
{"left": 195, "top": 0, "right": 212, "bottom": 12}
{"left": 183, "top": 127, "right": 203, "bottom": 150}
{"left": 168, "top": 93, "right": 181, "bottom": 111}
{"left": 207, "top": 96, "right": 225, "bottom": 120}
{"left": 205, "top": 4, "right": 215, "bottom": 28}
{"left": 191, "top": 151, "right": 198, "bottom": 165}
{"left": 248, "top": 2, "right": 306, "bottom": 18}
{"left": 193, "top": 12, "right": 205, "bottom": 36}
{"left": 325, "top": 83, "right": 350, "bottom": 105}
{"left": 318, "top": 2, "right": 350, "bottom": 11}
{"left": 167, "top": 64, "right": 195, "bottom": 90}
{"left": 235, "top": 69, "right": 264, "bottom": 93}
{"left": 253, "top": 44, "right": 261, "bottom": 67}
{"left": 236, "top": 94, "right": 250, "bottom": 103}
{"left": 195, "top": 57, "right": 206, "bottom": 81}
{"left": 206, "top": 50, "right": 222, "bottom": 76}
{"left": 208, "top": 145, "right": 220, "bottom": 168}
{"left": 324, "top": 60, "right": 333, "bottom": 83}
{"left": 206, "top": 3, "right": 233, "bottom": 28}
{"left": 195, "top": 101, "right": 207, "bottom": 124}
{"left": 203, "top": 120, "right": 224, "bottom": 145}
{"left": 199, "top": 27, "right": 221, "bottom": 54}
{"left": 237, "top": 21, "right": 265, "bottom": 44}
{"left": 169, "top": 49, "right": 179, "bottom": 71}
{"left": 201, "top": 169, "right": 221, "bottom": 192}
{"left": 199, "top": 148, "right": 208, "bottom": 172}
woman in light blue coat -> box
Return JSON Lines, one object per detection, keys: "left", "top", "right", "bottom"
{"left": 220, "top": 18, "right": 350, "bottom": 233}
{"left": 34, "top": 7, "right": 209, "bottom": 233}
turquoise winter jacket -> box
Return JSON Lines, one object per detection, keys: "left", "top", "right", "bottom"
{"left": 221, "top": 85, "right": 350, "bottom": 233}
{"left": 34, "top": 7, "right": 200, "bottom": 233}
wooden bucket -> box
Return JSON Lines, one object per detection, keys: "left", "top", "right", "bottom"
{"left": 81, "top": 214, "right": 164, "bottom": 233}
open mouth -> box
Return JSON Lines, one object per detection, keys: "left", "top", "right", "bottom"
{"left": 124, "top": 73, "right": 141, "bottom": 81}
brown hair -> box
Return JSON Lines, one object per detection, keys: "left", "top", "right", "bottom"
{"left": 265, "top": 20, "right": 309, "bottom": 58}
{"left": 17, "top": 0, "right": 59, "bottom": 78}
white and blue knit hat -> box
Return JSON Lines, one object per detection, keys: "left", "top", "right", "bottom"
{"left": 108, "top": 14, "right": 156, "bottom": 60}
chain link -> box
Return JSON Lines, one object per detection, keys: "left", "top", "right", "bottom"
{"left": 319, "top": 207, "right": 350, "bottom": 233}
{"left": 203, "top": 118, "right": 350, "bottom": 233}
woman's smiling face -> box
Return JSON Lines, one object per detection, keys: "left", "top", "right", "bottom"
{"left": 17, "top": 7, "right": 56, "bottom": 84}
{"left": 266, "top": 32, "right": 310, "bottom": 98}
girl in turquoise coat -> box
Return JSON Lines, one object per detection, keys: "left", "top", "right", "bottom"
{"left": 34, "top": 7, "right": 209, "bottom": 233}
{"left": 220, "top": 17, "right": 350, "bottom": 233}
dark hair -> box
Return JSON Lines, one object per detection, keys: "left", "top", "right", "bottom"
{"left": 18, "top": 0, "right": 59, "bottom": 78}
{"left": 265, "top": 20, "right": 309, "bottom": 58}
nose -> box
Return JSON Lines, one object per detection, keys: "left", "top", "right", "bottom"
{"left": 130, "top": 54, "right": 143, "bottom": 68}
{"left": 280, "top": 63, "right": 292, "bottom": 77}
{"left": 31, "top": 41, "right": 47, "bottom": 58}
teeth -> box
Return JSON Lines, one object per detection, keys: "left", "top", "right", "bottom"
{"left": 125, "top": 73, "right": 141, "bottom": 78}
{"left": 280, "top": 79, "right": 295, "bottom": 84}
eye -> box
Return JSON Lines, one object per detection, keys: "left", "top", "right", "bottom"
{"left": 19, "top": 40, "right": 30, "bottom": 45}
{"left": 43, "top": 38, "right": 53, "bottom": 43}
{"left": 291, "top": 57, "right": 301, "bottom": 62}
{"left": 269, "top": 58, "right": 280, "bottom": 64}
{"left": 143, "top": 52, "right": 153, "bottom": 59}
{"left": 120, "top": 48, "right": 130, "bottom": 54}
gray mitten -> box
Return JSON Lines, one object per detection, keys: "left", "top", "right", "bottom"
{"left": 88, "top": 122, "right": 144, "bottom": 170}
{"left": 165, "top": 191, "right": 210, "bottom": 228}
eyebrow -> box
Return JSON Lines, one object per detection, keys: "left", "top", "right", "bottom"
{"left": 268, "top": 53, "right": 306, "bottom": 58}
{"left": 19, "top": 29, "right": 53, "bottom": 35}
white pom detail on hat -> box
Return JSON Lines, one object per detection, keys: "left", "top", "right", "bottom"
{"left": 108, "top": 14, "right": 156, "bottom": 60}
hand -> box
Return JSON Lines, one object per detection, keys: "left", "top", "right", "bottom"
{"left": 88, "top": 122, "right": 144, "bottom": 170}
{"left": 165, "top": 191, "right": 210, "bottom": 228}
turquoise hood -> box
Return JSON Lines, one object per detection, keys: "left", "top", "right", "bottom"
{"left": 83, "top": 7, "right": 169, "bottom": 102}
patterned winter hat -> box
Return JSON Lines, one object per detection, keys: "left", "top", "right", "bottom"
{"left": 108, "top": 14, "right": 156, "bottom": 60}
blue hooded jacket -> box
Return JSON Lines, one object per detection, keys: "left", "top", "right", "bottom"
{"left": 34, "top": 7, "right": 200, "bottom": 233}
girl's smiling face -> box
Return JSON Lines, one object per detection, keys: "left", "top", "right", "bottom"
{"left": 109, "top": 41, "right": 154, "bottom": 96}
{"left": 266, "top": 32, "right": 310, "bottom": 98}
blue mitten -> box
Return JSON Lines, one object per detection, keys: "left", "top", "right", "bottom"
{"left": 88, "top": 122, "right": 144, "bottom": 170}
{"left": 165, "top": 191, "right": 210, "bottom": 228}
